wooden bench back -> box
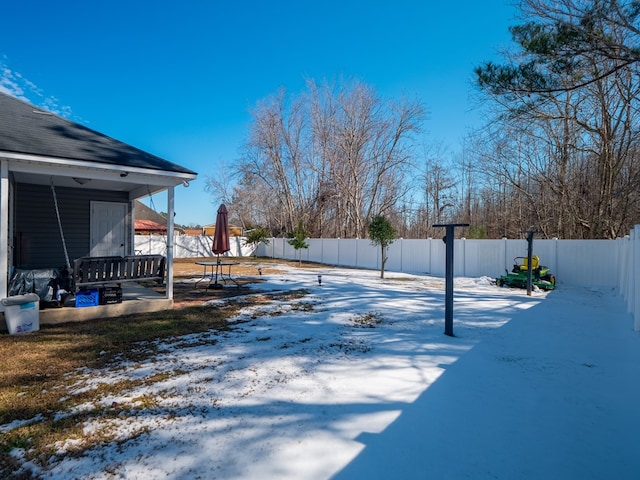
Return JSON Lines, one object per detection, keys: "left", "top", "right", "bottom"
{"left": 74, "top": 255, "right": 166, "bottom": 289}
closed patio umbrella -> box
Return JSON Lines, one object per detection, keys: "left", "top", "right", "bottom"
{"left": 210, "top": 204, "right": 230, "bottom": 288}
{"left": 212, "top": 204, "right": 230, "bottom": 255}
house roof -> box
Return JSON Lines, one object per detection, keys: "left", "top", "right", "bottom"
{"left": 134, "top": 200, "right": 168, "bottom": 225}
{"left": 0, "top": 92, "right": 196, "bottom": 176}
{"left": 134, "top": 219, "right": 167, "bottom": 232}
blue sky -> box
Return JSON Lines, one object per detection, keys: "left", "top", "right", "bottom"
{"left": 1, "top": 1, "right": 516, "bottom": 226}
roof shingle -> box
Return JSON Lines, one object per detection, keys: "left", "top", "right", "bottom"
{"left": 0, "top": 92, "right": 196, "bottom": 175}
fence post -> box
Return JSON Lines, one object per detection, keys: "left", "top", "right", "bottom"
{"left": 355, "top": 237, "right": 358, "bottom": 268}
{"left": 461, "top": 237, "right": 466, "bottom": 277}
{"left": 627, "top": 232, "right": 634, "bottom": 312}
{"left": 502, "top": 237, "right": 508, "bottom": 274}
{"left": 553, "top": 237, "right": 559, "bottom": 283}
{"left": 617, "top": 236, "right": 628, "bottom": 301}
{"left": 633, "top": 225, "right": 639, "bottom": 331}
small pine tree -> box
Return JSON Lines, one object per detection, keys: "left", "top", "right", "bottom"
{"left": 368, "top": 215, "right": 396, "bottom": 279}
{"left": 244, "top": 226, "right": 271, "bottom": 257}
{"left": 287, "top": 221, "right": 309, "bottom": 266}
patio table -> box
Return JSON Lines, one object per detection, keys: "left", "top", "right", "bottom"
{"left": 195, "top": 261, "right": 239, "bottom": 289}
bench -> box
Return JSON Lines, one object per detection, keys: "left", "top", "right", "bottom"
{"left": 73, "top": 255, "right": 166, "bottom": 290}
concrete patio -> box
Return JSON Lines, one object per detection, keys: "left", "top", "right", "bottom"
{"left": 1, "top": 283, "right": 172, "bottom": 330}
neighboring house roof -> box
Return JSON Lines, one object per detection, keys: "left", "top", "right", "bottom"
{"left": 134, "top": 201, "right": 186, "bottom": 235}
{"left": 134, "top": 220, "right": 185, "bottom": 235}
{"left": 134, "top": 200, "right": 168, "bottom": 225}
{"left": 0, "top": 92, "right": 196, "bottom": 176}
{"left": 135, "top": 219, "right": 167, "bottom": 233}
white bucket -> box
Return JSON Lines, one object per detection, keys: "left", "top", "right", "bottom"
{"left": 1, "top": 293, "right": 40, "bottom": 334}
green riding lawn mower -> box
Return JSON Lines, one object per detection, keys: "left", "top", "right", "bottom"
{"left": 496, "top": 255, "right": 556, "bottom": 291}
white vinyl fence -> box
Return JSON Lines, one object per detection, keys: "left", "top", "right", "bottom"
{"left": 619, "top": 225, "right": 639, "bottom": 331}
{"left": 134, "top": 235, "right": 254, "bottom": 258}
{"left": 259, "top": 237, "right": 620, "bottom": 287}
{"left": 136, "top": 226, "right": 639, "bottom": 330}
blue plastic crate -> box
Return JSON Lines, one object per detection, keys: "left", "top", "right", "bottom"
{"left": 76, "top": 289, "right": 99, "bottom": 308}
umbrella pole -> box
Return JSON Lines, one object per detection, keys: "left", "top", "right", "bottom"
{"left": 210, "top": 255, "right": 223, "bottom": 289}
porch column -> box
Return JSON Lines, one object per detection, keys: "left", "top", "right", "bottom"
{"left": 0, "top": 160, "right": 8, "bottom": 300}
{"left": 166, "top": 186, "right": 175, "bottom": 300}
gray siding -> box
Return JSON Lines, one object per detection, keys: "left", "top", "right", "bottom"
{"left": 15, "top": 183, "right": 130, "bottom": 269}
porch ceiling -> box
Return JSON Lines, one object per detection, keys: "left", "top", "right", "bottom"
{"left": 6, "top": 154, "right": 196, "bottom": 199}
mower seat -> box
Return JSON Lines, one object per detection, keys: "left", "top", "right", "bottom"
{"left": 520, "top": 255, "right": 540, "bottom": 271}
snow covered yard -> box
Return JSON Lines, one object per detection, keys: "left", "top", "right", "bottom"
{"left": 6, "top": 266, "right": 640, "bottom": 479}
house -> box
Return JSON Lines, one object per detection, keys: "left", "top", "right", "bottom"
{"left": 0, "top": 92, "right": 197, "bottom": 325}
{"left": 133, "top": 200, "right": 184, "bottom": 235}
{"left": 134, "top": 219, "right": 167, "bottom": 235}
{"left": 134, "top": 199, "right": 168, "bottom": 226}
{"left": 202, "top": 223, "right": 243, "bottom": 237}
{"left": 182, "top": 228, "right": 203, "bottom": 236}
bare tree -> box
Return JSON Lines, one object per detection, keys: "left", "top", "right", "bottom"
{"left": 419, "top": 142, "right": 458, "bottom": 234}
{"left": 474, "top": 0, "right": 640, "bottom": 239}
{"left": 230, "top": 79, "right": 424, "bottom": 239}
{"left": 313, "top": 80, "right": 424, "bottom": 238}
{"left": 238, "top": 89, "right": 314, "bottom": 235}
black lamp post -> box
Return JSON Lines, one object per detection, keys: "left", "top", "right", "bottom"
{"left": 525, "top": 230, "right": 535, "bottom": 296}
{"left": 432, "top": 223, "right": 469, "bottom": 336}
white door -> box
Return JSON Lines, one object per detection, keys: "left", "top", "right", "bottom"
{"left": 90, "top": 201, "right": 128, "bottom": 257}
